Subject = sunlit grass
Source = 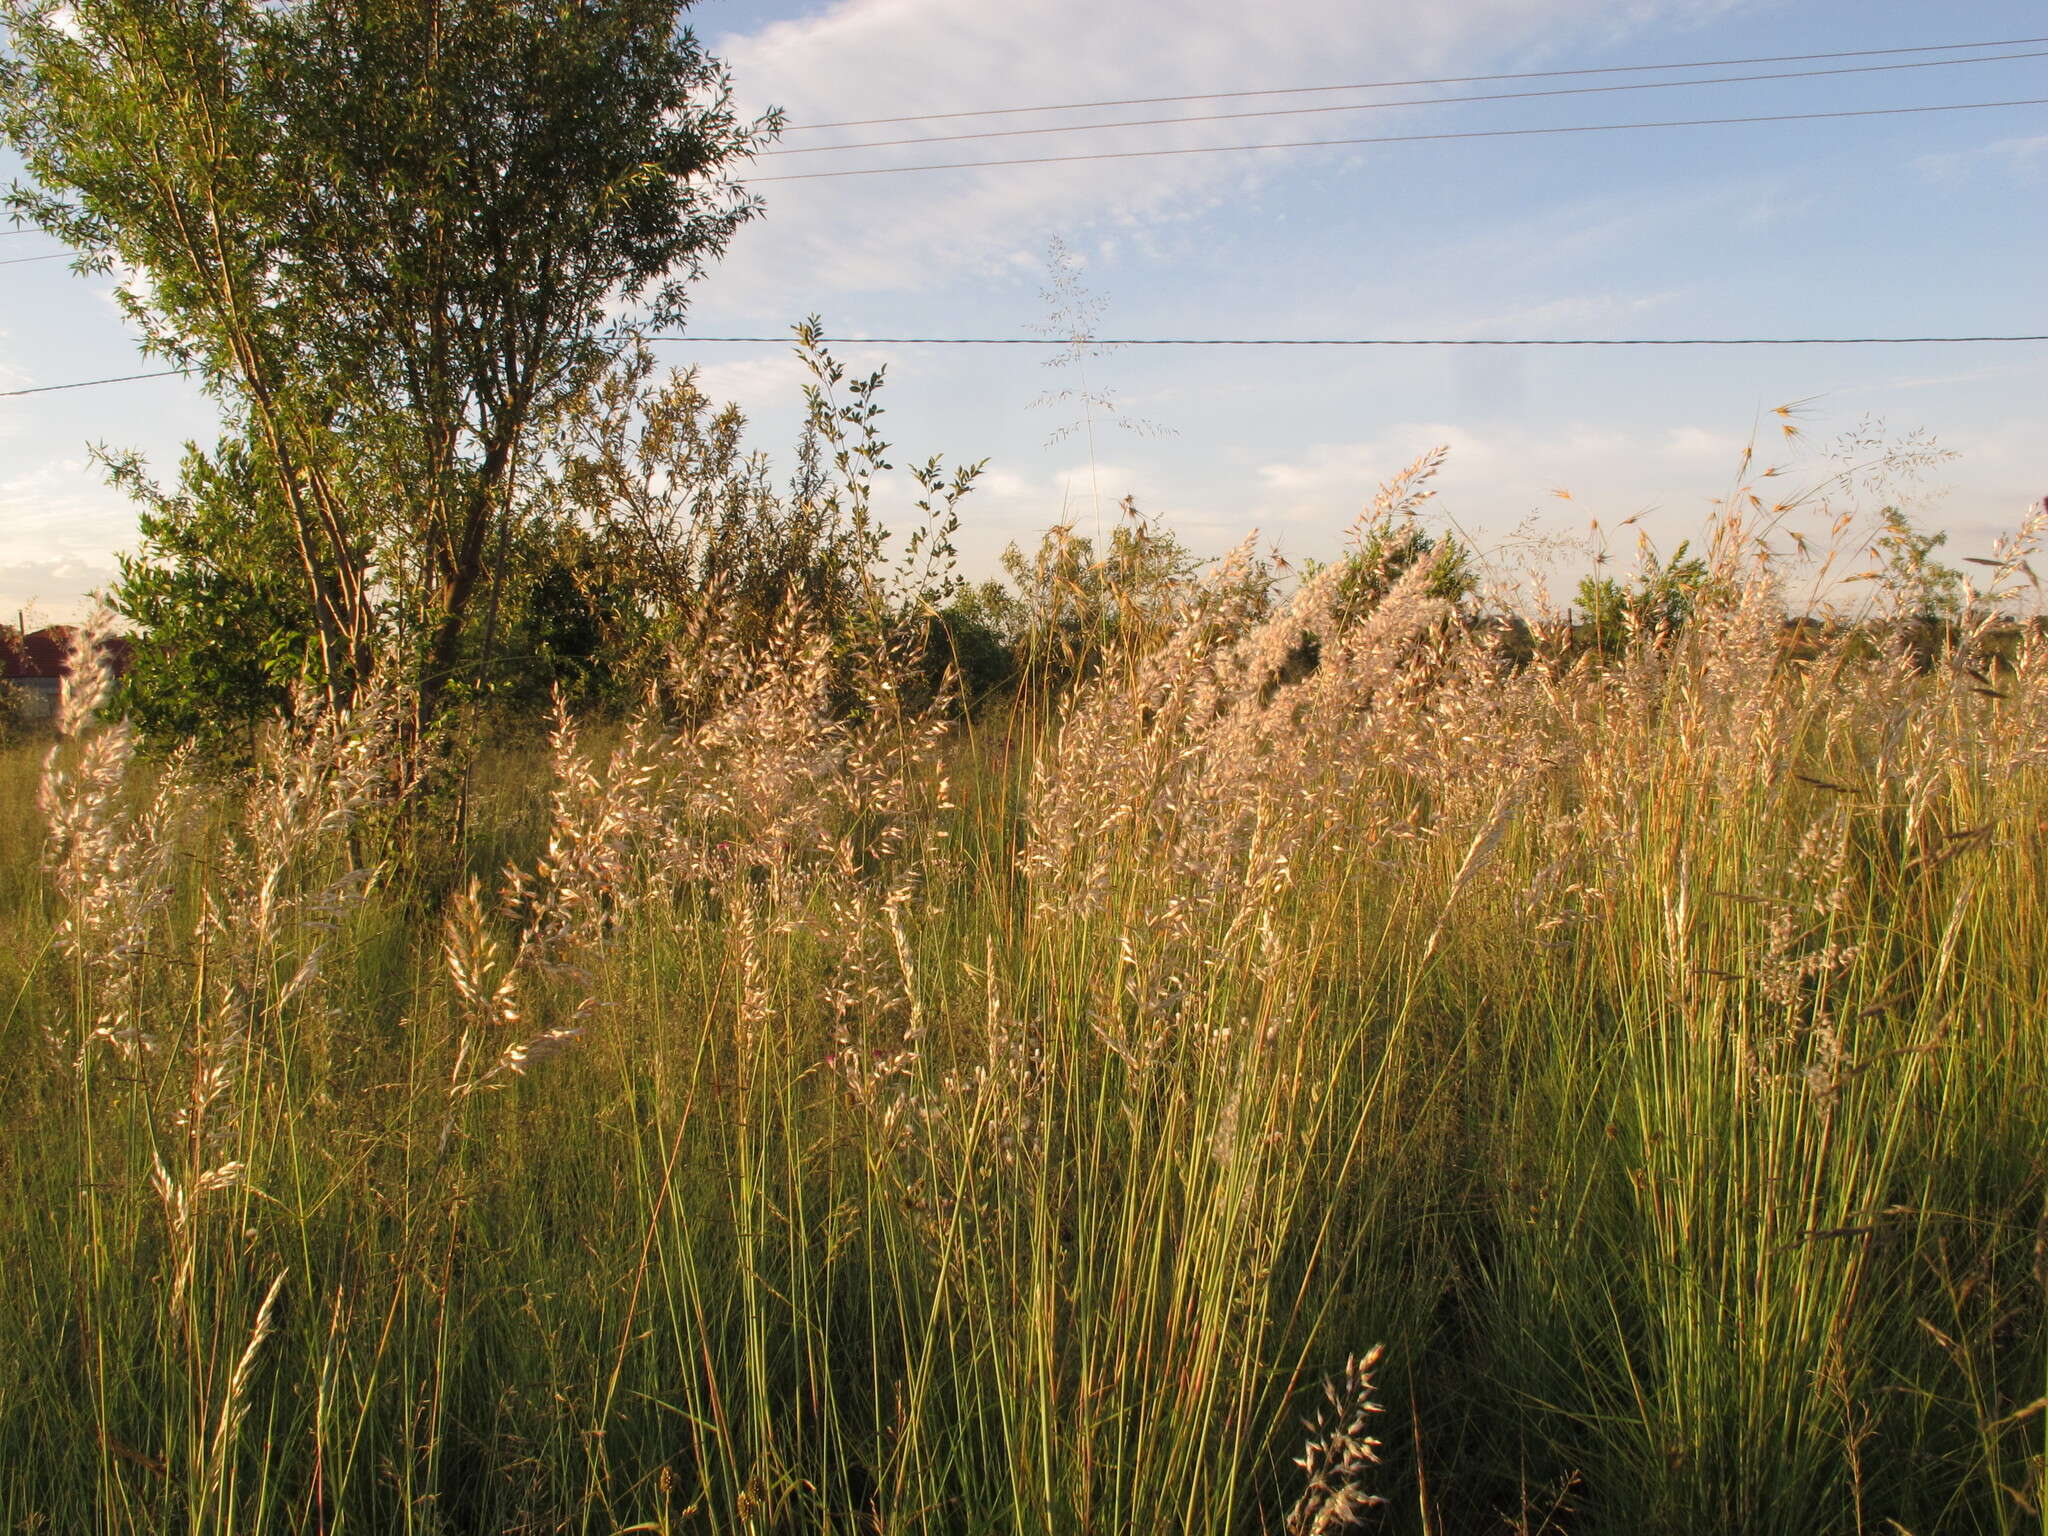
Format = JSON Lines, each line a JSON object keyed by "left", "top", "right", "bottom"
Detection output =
{"left": 2, "top": 505, "right": 2044, "bottom": 1535}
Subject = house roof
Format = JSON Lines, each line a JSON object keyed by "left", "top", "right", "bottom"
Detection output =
{"left": 1, "top": 626, "right": 132, "bottom": 681}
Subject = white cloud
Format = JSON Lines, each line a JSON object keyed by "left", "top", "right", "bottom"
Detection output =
{"left": 1236, "top": 409, "right": 2047, "bottom": 604}
{"left": 1445, "top": 289, "right": 1691, "bottom": 337}
{"left": 1867, "top": 361, "right": 2040, "bottom": 393}
{"left": 1913, "top": 134, "right": 2048, "bottom": 184}
{"left": 699, "top": 0, "right": 1754, "bottom": 312}
{"left": 1943, "top": 418, "right": 2048, "bottom": 520}
{"left": 1253, "top": 419, "right": 1749, "bottom": 523}
{"left": 0, "top": 458, "right": 135, "bottom": 558}
{"left": 684, "top": 349, "right": 814, "bottom": 412}
{"left": 680, "top": 339, "right": 906, "bottom": 417}
{"left": 0, "top": 559, "right": 118, "bottom": 626}
{"left": 0, "top": 332, "right": 29, "bottom": 397}
{"left": 938, "top": 454, "right": 1265, "bottom": 572}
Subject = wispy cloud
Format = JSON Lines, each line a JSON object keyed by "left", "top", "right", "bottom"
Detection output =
{"left": 1913, "top": 134, "right": 2048, "bottom": 184}
{"left": 0, "top": 325, "right": 35, "bottom": 399}
{"left": 1254, "top": 419, "right": 1750, "bottom": 517}
{"left": 697, "top": 0, "right": 1750, "bottom": 315}
{"left": 0, "top": 558, "right": 118, "bottom": 625}
{"left": 0, "top": 458, "right": 135, "bottom": 561}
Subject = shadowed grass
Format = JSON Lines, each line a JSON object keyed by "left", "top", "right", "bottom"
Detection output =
{"left": 1, "top": 499, "right": 2045, "bottom": 1534}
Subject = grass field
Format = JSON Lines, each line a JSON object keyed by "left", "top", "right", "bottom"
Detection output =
{"left": 3, "top": 511, "right": 2045, "bottom": 1534}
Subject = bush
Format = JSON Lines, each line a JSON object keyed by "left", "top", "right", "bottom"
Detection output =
{"left": 104, "top": 437, "right": 314, "bottom": 760}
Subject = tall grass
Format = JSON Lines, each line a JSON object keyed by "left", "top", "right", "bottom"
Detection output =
{"left": 1, "top": 474, "right": 2044, "bottom": 1534}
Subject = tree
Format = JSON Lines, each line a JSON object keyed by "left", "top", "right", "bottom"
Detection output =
{"left": 1574, "top": 540, "right": 1715, "bottom": 656}
{"left": 988, "top": 498, "right": 1206, "bottom": 688}
{"left": 3, "top": 0, "right": 776, "bottom": 734}
{"left": 1869, "top": 506, "right": 1966, "bottom": 623}
{"left": 1333, "top": 516, "right": 1477, "bottom": 621}
{"left": 519, "top": 323, "right": 982, "bottom": 717}
{"left": 104, "top": 436, "right": 313, "bottom": 756}
{"left": 530, "top": 338, "right": 870, "bottom": 683}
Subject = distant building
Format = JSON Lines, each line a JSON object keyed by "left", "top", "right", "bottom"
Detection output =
{"left": 1, "top": 624, "right": 131, "bottom": 721}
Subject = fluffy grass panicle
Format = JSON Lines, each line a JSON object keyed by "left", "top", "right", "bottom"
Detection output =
{"left": 1, "top": 479, "right": 2044, "bottom": 1535}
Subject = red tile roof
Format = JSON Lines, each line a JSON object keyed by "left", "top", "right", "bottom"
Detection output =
{"left": 1, "top": 626, "right": 131, "bottom": 681}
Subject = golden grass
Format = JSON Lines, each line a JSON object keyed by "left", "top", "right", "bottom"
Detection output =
{"left": 2, "top": 479, "right": 2045, "bottom": 1534}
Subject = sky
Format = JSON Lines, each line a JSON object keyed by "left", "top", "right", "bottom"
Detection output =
{"left": 2, "top": 0, "right": 2045, "bottom": 624}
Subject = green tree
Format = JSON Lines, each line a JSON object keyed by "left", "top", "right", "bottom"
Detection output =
{"left": 991, "top": 499, "right": 1207, "bottom": 687}
{"left": 1574, "top": 574, "right": 1631, "bottom": 657}
{"left": 523, "top": 324, "right": 983, "bottom": 713}
{"left": 1575, "top": 540, "right": 1715, "bottom": 656}
{"left": 1334, "top": 516, "right": 1477, "bottom": 620}
{"left": 0, "top": 625, "right": 25, "bottom": 743}
{"left": 104, "top": 437, "right": 314, "bottom": 756}
{"left": 3, "top": 0, "right": 775, "bottom": 732}
{"left": 531, "top": 339, "right": 871, "bottom": 682}
{"left": 1869, "top": 506, "right": 1966, "bottom": 622}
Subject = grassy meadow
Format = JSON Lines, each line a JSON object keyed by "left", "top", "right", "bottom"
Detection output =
{"left": 2, "top": 487, "right": 2046, "bottom": 1535}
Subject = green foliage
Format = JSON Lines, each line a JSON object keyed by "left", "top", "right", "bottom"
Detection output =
{"left": 6, "top": 602, "right": 2046, "bottom": 1532}
{"left": 1331, "top": 513, "right": 1478, "bottom": 620}
{"left": 792, "top": 317, "right": 983, "bottom": 630}
{"left": 926, "top": 500, "right": 1287, "bottom": 709}
{"left": 1870, "top": 505, "right": 1967, "bottom": 622}
{"left": 525, "top": 325, "right": 985, "bottom": 711}
{"left": 1575, "top": 539, "right": 1717, "bottom": 655}
{"left": 104, "top": 438, "right": 313, "bottom": 757}
{"left": 2, "top": 0, "right": 775, "bottom": 718}
{"left": 533, "top": 338, "right": 874, "bottom": 686}
{"left": 486, "top": 516, "right": 632, "bottom": 708}
{"left": 0, "top": 629, "right": 24, "bottom": 745}
{"left": 921, "top": 588, "right": 1019, "bottom": 708}
{"left": 984, "top": 499, "right": 1208, "bottom": 685}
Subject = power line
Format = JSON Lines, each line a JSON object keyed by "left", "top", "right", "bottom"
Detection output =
{"left": 654, "top": 334, "right": 2048, "bottom": 347}
{"left": 0, "top": 369, "right": 185, "bottom": 397}
{"left": 9, "top": 333, "right": 2048, "bottom": 397}
{"left": 763, "top": 48, "right": 2048, "bottom": 156}
{"left": 750, "top": 95, "right": 2048, "bottom": 181}
{"left": 0, "top": 252, "right": 70, "bottom": 267}
{"left": 781, "top": 33, "right": 2048, "bottom": 131}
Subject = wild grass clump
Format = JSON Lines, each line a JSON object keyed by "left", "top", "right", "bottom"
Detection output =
{"left": 1, "top": 461, "right": 2044, "bottom": 1535}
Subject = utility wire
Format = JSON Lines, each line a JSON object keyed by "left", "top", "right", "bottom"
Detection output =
{"left": 11, "top": 333, "right": 2048, "bottom": 397}
{"left": 643, "top": 335, "right": 2048, "bottom": 347}
{"left": 751, "top": 95, "right": 2048, "bottom": 181}
{"left": 0, "top": 369, "right": 185, "bottom": 397}
{"left": 0, "top": 252, "right": 70, "bottom": 267}
{"left": 781, "top": 33, "right": 2048, "bottom": 130}
{"left": 763, "top": 48, "right": 2048, "bottom": 156}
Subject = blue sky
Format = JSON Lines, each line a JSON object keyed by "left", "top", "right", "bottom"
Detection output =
{"left": 3, "top": 0, "right": 2045, "bottom": 622}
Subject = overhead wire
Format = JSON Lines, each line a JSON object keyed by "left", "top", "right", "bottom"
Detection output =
{"left": 639, "top": 335, "right": 2048, "bottom": 347}
{"left": 761, "top": 47, "right": 2048, "bottom": 156}
{"left": 0, "top": 368, "right": 186, "bottom": 397}
{"left": 750, "top": 95, "right": 2048, "bottom": 180}
{"left": 780, "top": 33, "right": 2048, "bottom": 130}
{"left": 5, "top": 32, "right": 2044, "bottom": 396}
{"left": 10, "top": 333, "right": 2048, "bottom": 396}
